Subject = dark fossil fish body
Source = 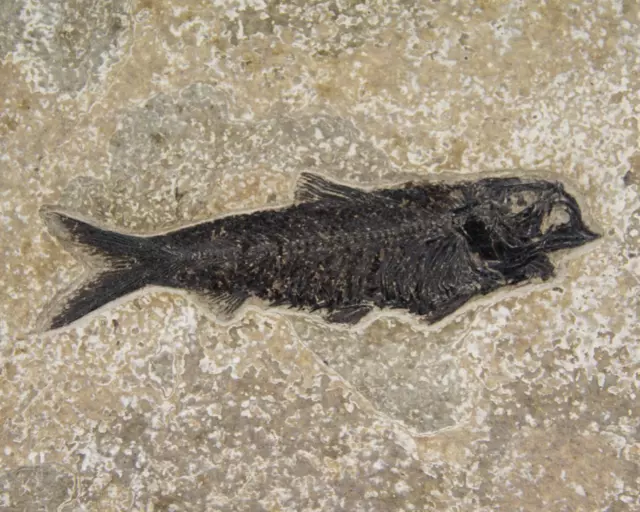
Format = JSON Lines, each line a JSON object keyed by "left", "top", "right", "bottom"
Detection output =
{"left": 39, "top": 173, "right": 599, "bottom": 331}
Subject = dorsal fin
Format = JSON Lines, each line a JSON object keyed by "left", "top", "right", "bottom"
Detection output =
{"left": 295, "top": 172, "right": 373, "bottom": 204}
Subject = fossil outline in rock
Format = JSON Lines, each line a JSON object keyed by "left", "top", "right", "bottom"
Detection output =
{"left": 38, "top": 172, "right": 599, "bottom": 332}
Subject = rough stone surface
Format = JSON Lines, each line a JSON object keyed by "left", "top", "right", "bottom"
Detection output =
{"left": 1, "top": 0, "right": 638, "bottom": 510}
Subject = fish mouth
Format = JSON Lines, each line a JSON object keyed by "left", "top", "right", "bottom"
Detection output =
{"left": 576, "top": 226, "right": 601, "bottom": 243}
{"left": 543, "top": 225, "right": 601, "bottom": 251}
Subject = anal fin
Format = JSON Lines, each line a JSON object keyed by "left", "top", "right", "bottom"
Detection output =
{"left": 190, "top": 290, "right": 249, "bottom": 322}
{"left": 325, "top": 305, "right": 372, "bottom": 325}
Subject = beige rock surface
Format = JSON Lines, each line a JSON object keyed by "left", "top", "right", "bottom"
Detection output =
{"left": 1, "top": 0, "right": 638, "bottom": 510}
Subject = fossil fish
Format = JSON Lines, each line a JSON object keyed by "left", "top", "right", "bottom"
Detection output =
{"left": 38, "top": 172, "right": 599, "bottom": 331}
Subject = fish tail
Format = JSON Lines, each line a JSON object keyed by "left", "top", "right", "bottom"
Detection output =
{"left": 38, "top": 208, "right": 168, "bottom": 331}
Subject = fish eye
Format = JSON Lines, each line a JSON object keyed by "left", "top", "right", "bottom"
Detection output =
{"left": 541, "top": 204, "right": 572, "bottom": 233}
{"left": 507, "top": 190, "right": 538, "bottom": 213}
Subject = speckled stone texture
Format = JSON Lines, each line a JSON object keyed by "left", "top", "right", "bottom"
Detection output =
{"left": 0, "top": 0, "right": 638, "bottom": 510}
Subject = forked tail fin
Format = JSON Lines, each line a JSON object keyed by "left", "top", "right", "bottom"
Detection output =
{"left": 38, "top": 209, "right": 168, "bottom": 331}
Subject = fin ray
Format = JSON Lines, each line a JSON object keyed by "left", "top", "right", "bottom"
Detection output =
{"left": 189, "top": 290, "right": 249, "bottom": 321}
{"left": 295, "top": 172, "right": 375, "bottom": 204}
{"left": 41, "top": 268, "right": 148, "bottom": 331}
{"left": 38, "top": 208, "right": 165, "bottom": 331}
{"left": 325, "top": 305, "right": 372, "bottom": 324}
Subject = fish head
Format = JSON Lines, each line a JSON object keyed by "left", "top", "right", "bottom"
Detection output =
{"left": 467, "top": 178, "right": 600, "bottom": 253}
{"left": 537, "top": 187, "right": 601, "bottom": 251}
